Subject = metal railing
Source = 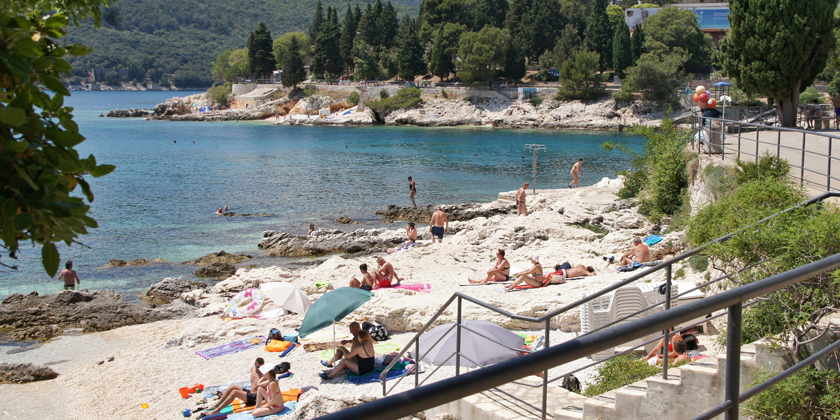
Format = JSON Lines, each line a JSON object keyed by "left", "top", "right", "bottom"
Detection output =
{"left": 361, "top": 191, "right": 840, "bottom": 420}
{"left": 321, "top": 252, "right": 840, "bottom": 420}
{"left": 690, "top": 114, "right": 840, "bottom": 192}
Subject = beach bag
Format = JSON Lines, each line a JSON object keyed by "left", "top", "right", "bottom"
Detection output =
{"left": 681, "top": 333, "right": 699, "bottom": 351}
{"left": 265, "top": 328, "right": 283, "bottom": 345}
{"left": 265, "top": 340, "right": 292, "bottom": 352}
{"left": 362, "top": 322, "right": 391, "bottom": 341}
{"left": 560, "top": 374, "right": 581, "bottom": 393}
{"left": 272, "top": 362, "right": 291, "bottom": 375}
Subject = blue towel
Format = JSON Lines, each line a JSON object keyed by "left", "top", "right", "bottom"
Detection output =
{"left": 644, "top": 235, "right": 663, "bottom": 246}
{"left": 225, "top": 402, "right": 296, "bottom": 420}
{"left": 346, "top": 368, "right": 408, "bottom": 384}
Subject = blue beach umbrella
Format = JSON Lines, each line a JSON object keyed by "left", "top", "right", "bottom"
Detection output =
{"left": 298, "top": 287, "right": 373, "bottom": 339}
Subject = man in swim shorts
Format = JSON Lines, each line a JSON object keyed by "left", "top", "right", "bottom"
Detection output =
{"left": 429, "top": 207, "right": 449, "bottom": 243}
{"left": 58, "top": 261, "right": 80, "bottom": 290}
{"left": 516, "top": 182, "right": 529, "bottom": 216}
{"left": 349, "top": 264, "right": 375, "bottom": 289}
{"left": 375, "top": 257, "right": 403, "bottom": 287}
{"left": 620, "top": 237, "right": 651, "bottom": 266}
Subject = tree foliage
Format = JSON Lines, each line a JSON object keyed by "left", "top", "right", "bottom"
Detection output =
{"left": 630, "top": 22, "right": 644, "bottom": 64}
{"left": 720, "top": 0, "right": 839, "bottom": 127}
{"left": 397, "top": 16, "right": 427, "bottom": 81}
{"left": 583, "top": 0, "right": 613, "bottom": 72}
{"left": 641, "top": 7, "right": 712, "bottom": 73}
{"left": 612, "top": 20, "right": 632, "bottom": 78}
{"left": 1, "top": 3, "right": 115, "bottom": 275}
{"left": 503, "top": 38, "right": 526, "bottom": 83}
{"left": 366, "top": 87, "right": 421, "bottom": 114}
{"left": 273, "top": 32, "right": 308, "bottom": 72}
{"left": 340, "top": 5, "right": 357, "bottom": 70}
{"left": 456, "top": 26, "right": 510, "bottom": 84}
{"left": 556, "top": 48, "right": 606, "bottom": 100}
{"left": 621, "top": 52, "right": 688, "bottom": 105}
{"left": 281, "top": 35, "right": 306, "bottom": 87}
{"left": 428, "top": 23, "right": 465, "bottom": 80}
{"left": 312, "top": 7, "right": 343, "bottom": 77}
{"left": 206, "top": 82, "right": 232, "bottom": 107}
{"left": 506, "top": 0, "right": 565, "bottom": 61}
{"left": 247, "top": 22, "right": 277, "bottom": 79}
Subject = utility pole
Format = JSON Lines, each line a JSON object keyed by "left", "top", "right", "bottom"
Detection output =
{"left": 523, "top": 144, "right": 546, "bottom": 193}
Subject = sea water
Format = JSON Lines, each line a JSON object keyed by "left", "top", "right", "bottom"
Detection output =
{"left": 0, "top": 91, "right": 644, "bottom": 299}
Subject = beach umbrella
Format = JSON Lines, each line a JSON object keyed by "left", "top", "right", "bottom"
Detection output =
{"left": 260, "top": 282, "right": 312, "bottom": 315}
{"left": 298, "top": 287, "right": 373, "bottom": 339}
{"left": 410, "top": 320, "right": 524, "bottom": 368}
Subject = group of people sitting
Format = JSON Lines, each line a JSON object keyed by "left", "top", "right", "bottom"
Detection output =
{"left": 319, "top": 322, "right": 375, "bottom": 379}
{"left": 467, "top": 249, "right": 596, "bottom": 290}
{"left": 644, "top": 328, "right": 697, "bottom": 366}
{"left": 349, "top": 257, "right": 403, "bottom": 290}
{"left": 202, "top": 357, "right": 287, "bottom": 418}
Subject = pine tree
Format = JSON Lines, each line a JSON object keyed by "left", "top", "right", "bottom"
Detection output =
{"left": 380, "top": 1, "right": 400, "bottom": 50}
{"left": 583, "top": 0, "right": 613, "bottom": 72}
{"left": 474, "top": 0, "right": 508, "bottom": 29}
{"left": 630, "top": 23, "right": 644, "bottom": 64}
{"left": 357, "top": 4, "right": 376, "bottom": 48}
{"left": 503, "top": 38, "right": 526, "bottom": 83}
{"left": 427, "top": 23, "right": 465, "bottom": 80}
{"left": 720, "top": 0, "right": 838, "bottom": 127}
{"left": 397, "top": 16, "right": 427, "bottom": 81}
{"left": 353, "top": 3, "right": 362, "bottom": 27}
{"left": 612, "top": 21, "right": 632, "bottom": 78}
{"left": 371, "top": 0, "right": 384, "bottom": 48}
{"left": 247, "top": 23, "right": 276, "bottom": 79}
{"left": 341, "top": 4, "right": 357, "bottom": 71}
{"left": 282, "top": 36, "right": 306, "bottom": 88}
{"left": 309, "top": 0, "right": 325, "bottom": 42}
{"left": 312, "top": 7, "right": 343, "bottom": 77}
{"left": 506, "top": 0, "right": 563, "bottom": 61}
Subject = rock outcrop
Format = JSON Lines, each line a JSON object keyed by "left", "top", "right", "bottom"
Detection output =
{"left": 105, "top": 258, "right": 165, "bottom": 268}
{"left": 334, "top": 216, "right": 358, "bottom": 224}
{"left": 293, "top": 391, "right": 379, "bottom": 420}
{"left": 258, "top": 228, "right": 405, "bottom": 257}
{"left": 193, "top": 262, "right": 237, "bottom": 278}
{"left": 184, "top": 250, "right": 252, "bottom": 265}
{"left": 0, "top": 363, "right": 59, "bottom": 384}
{"left": 0, "top": 290, "right": 193, "bottom": 340}
{"left": 106, "top": 108, "right": 149, "bottom": 118}
{"left": 140, "top": 277, "right": 208, "bottom": 305}
{"left": 375, "top": 201, "right": 515, "bottom": 223}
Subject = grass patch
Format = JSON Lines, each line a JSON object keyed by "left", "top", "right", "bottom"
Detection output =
{"left": 674, "top": 267, "right": 686, "bottom": 279}
{"left": 568, "top": 222, "right": 607, "bottom": 236}
{"left": 584, "top": 354, "right": 660, "bottom": 397}
{"left": 366, "top": 88, "right": 421, "bottom": 114}
{"left": 538, "top": 235, "right": 549, "bottom": 241}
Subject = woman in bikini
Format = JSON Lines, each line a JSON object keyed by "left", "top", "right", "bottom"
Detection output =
{"left": 319, "top": 330, "right": 376, "bottom": 379}
{"left": 469, "top": 249, "right": 511, "bottom": 284}
{"left": 505, "top": 255, "right": 544, "bottom": 291}
{"left": 253, "top": 370, "right": 285, "bottom": 417}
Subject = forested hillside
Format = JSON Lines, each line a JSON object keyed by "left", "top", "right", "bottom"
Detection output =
{"left": 64, "top": 0, "right": 420, "bottom": 86}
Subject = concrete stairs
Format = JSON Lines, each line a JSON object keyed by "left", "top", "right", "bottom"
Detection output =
{"left": 554, "top": 344, "right": 759, "bottom": 420}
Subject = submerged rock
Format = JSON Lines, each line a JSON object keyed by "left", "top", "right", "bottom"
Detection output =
{"left": 106, "top": 108, "right": 149, "bottom": 118}
{"left": 334, "top": 215, "right": 359, "bottom": 224}
{"left": 193, "top": 262, "right": 237, "bottom": 278}
{"left": 184, "top": 250, "right": 252, "bottom": 265}
{"left": 0, "top": 363, "right": 59, "bottom": 384}
{"left": 105, "top": 258, "right": 165, "bottom": 268}
{"left": 0, "top": 290, "right": 192, "bottom": 340}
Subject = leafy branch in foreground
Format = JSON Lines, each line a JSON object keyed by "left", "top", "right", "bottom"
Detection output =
{"left": 1, "top": 4, "right": 114, "bottom": 276}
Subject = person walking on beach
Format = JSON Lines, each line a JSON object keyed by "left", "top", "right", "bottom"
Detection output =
{"left": 568, "top": 159, "right": 584, "bottom": 188}
{"left": 408, "top": 176, "right": 417, "bottom": 207}
{"left": 58, "top": 261, "right": 80, "bottom": 291}
{"left": 516, "top": 183, "right": 529, "bottom": 216}
{"left": 429, "top": 207, "right": 449, "bottom": 243}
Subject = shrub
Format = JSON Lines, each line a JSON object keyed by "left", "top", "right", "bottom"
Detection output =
{"left": 440, "top": 88, "right": 448, "bottom": 98}
{"left": 745, "top": 368, "right": 840, "bottom": 420}
{"left": 612, "top": 89, "right": 635, "bottom": 102}
{"left": 530, "top": 95, "right": 543, "bottom": 107}
{"left": 206, "top": 82, "right": 232, "bottom": 108}
{"left": 347, "top": 91, "right": 360, "bottom": 105}
{"left": 798, "top": 87, "right": 823, "bottom": 105}
{"left": 379, "top": 89, "right": 390, "bottom": 99}
{"left": 366, "top": 87, "right": 422, "bottom": 114}
{"left": 556, "top": 48, "right": 607, "bottom": 100}
{"left": 703, "top": 164, "right": 739, "bottom": 201}
{"left": 583, "top": 354, "right": 659, "bottom": 397}
{"left": 303, "top": 86, "right": 316, "bottom": 97}
{"left": 621, "top": 52, "right": 689, "bottom": 105}
{"left": 674, "top": 267, "right": 686, "bottom": 279}
{"left": 734, "top": 153, "right": 790, "bottom": 184}
{"left": 688, "top": 255, "right": 709, "bottom": 272}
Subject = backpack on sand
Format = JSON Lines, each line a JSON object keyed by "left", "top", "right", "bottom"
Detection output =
{"left": 265, "top": 328, "right": 283, "bottom": 345}
{"left": 561, "top": 374, "right": 581, "bottom": 393}
{"left": 362, "top": 321, "right": 391, "bottom": 341}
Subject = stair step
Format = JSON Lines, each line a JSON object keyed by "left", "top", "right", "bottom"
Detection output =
{"left": 626, "top": 384, "right": 647, "bottom": 391}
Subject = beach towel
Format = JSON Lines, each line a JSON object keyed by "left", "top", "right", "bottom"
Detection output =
{"left": 392, "top": 242, "right": 418, "bottom": 253}
{"left": 224, "top": 402, "right": 297, "bottom": 420}
{"left": 495, "top": 277, "right": 584, "bottom": 292}
{"left": 344, "top": 361, "right": 411, "bottom": 384}
{"left": 644, "top": 235, "right": 663, "bottom": 246}
{"left": 196, "top": 336, "right": 266, "bottom": 360}
{"left": 319, "top": 342, "right": 401, "bottom": 361}
{"left": 379, "top": 283, "right": 432, "bottom": 293}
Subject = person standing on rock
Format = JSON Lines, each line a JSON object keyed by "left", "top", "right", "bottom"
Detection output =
{"left": 308, "top": 224, "right": 315, "bottom": 236}
{"left": 58, "top": 261, "right": 80, "bottom": 291}
{"left": 516, "top": 183, "right": 529, "bottom": 216}
{"left": 568, "top": 159, "right": 584, "bottom": 188}
{"left": 408, "top": 176, "right": 417, "bottom": 207}
{"left": 429, "top": 207, "right": 449, "bottom": 243}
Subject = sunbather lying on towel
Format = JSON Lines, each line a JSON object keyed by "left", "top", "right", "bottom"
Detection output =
{"left": 548, "top": 264, "right": 596, "bottom": 282}
{"left": 205, "top": 358, "right": 266, "bottom": 415}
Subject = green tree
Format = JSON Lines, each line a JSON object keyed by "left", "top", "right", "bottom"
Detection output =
{"left": 1, "top": 3, "right": 115, "bottom": 275}
{"left": 556, "top": 48, "right": 606, "bottom": 100}
{"left": 273, "top": 32, "right": 308, "bottom": 71}
{"left": 370, "top": 0, "right": 384, "bottom": 48}
{"left": 340, "top": 5, "right": 357, "bottom": 71}
{"left": 248, "top": 22, "right": 276, "bottom": 79}
{"left": 503, "top": 38, "right": 526, "bottom": 83}
{"left": 227, "top": 48, "right": 250, "bottom": 80}
{"left": 613, "top": 20, "right": 632, "bottom": 78}
{"left": 720, "top": 0, "right": 838, "bottom": 128}
{"left": 357, "top": 4, "right": 376, "bottom": 48}
{"left": 309, "top": 0, "right": 325, "bottom": 42}
{"left": 473, "top": 0, "right": 508, "bottom": 29}
{"left": 428, "top": 23, "right": 466, "bottom": 80}
{"left": 206, "top": 82, "right": 232, "bottom": 107}
{"left": 539, "top": 23, "right": 581, "bottom": 71}
{"left": 281, "top": 35, "right": 306, "bottom": 88}
{"left": 397, "top": 16, "right": 427, "bottom": 81}
{"left": 352, "top": 38, "right": 382, "bottom": 80}
{"left": 506, "top": 0, "right": 564, "bottom": 61}
{"left": 379, "top": 1, "right": 400, "bottom": 50}
{"left": 621, "top": 52, "right": 687, "bottom": 105}
{"left": 418, "top": 0, "right": 472, "bottom": 43}
{"left": 456, "top": 26, "right": 511, "bottom": 84}
{"left": 642, "top": 7, "right": 712, "bottom": 73}
{"left": 311, "top": 7, "right": 342, "bottom": 77}
{"left": 630, "top": 22, "right": 644, "bottom": 64}
{"left": 583, "top": 0, "right": 613, "bottom": 71}
{"left": 606, "top": 4, "right": 624, "bottom": 27}
{"left": 212, "top": 49, "right": 233, "bottom": 82}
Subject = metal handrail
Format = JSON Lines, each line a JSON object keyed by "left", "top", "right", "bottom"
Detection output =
{"left": 380, "top": 191, "right": 839, "bottom": 399}
{"left": 322, "top": 252, "right": 840, "bottom": 420}
{"left": 689, "top": 114, "right": 840, "bottom": 191}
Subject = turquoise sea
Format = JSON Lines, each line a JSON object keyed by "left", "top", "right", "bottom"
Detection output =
{"left": 0, "top": 91, "right": 645, "bottom": 299}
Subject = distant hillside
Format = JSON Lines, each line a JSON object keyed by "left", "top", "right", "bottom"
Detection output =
{"left": 65, "top": 0, "right": 420, "bottom": 86}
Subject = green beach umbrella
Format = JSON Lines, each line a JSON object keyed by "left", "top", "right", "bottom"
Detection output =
{"left": 298, "top": 287, "right": 374, "bottom": 339}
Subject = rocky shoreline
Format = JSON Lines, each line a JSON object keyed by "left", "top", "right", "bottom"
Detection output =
{"left": 106, "top": 87, "right": 690, "bottom": 130}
